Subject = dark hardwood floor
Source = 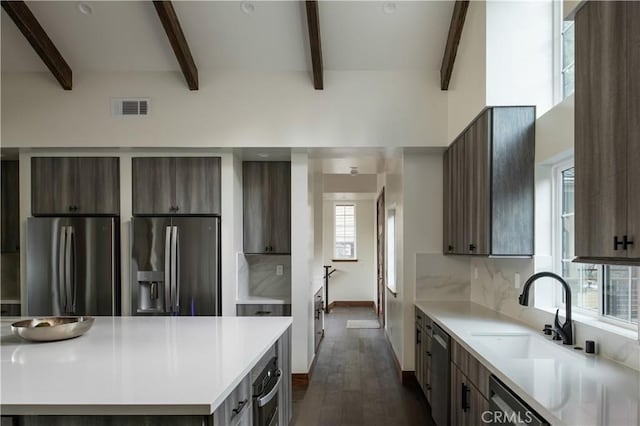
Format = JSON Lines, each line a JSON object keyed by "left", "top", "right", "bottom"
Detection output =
{"left": 291, "top": 306, "right": 433, "bottom": 426}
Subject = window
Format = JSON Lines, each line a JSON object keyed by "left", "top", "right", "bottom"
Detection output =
{"left": 557, "top": 165, "right": 599, "bottom": 312}
{"left": 561, "top": 20, "right": 575, "bottom": 99}
{"left": 554, "top": 162, "right": 638, "bottom": 327}
{"left": 334, "top": 204, "right": 356, "bottom": 259}
{"left": 386, "top": 208, "right": 397, "bottom": 295}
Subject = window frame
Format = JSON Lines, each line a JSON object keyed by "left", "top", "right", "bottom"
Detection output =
{"left": 386, "top": 207, "right": 397, "bottom": 296}
{"left": 552, "top": 159, "right": 599, "bottom": 318}
{"left": 333, "top": 202, "right": 357, "bottom": 261}
{"left": 560, "top": 19, "right": 575, "bottom": 99}
{"left": 552, "top": 159, "right": 637, "bottom": 330}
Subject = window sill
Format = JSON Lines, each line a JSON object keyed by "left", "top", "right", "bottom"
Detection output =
{"left": 534, "top": 306, "right": 638, "bottom": 341}
{"left": 332, "top": 259, "right": 358, "bottom": 262}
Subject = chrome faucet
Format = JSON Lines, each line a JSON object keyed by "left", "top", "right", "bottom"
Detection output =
{"left": 518, "top": 272, "right": 573, "bottom": 345}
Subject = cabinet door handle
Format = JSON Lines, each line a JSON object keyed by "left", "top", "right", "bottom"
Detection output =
{"left": 416, "top": 328, "right": 421, "bottom": 344}
{"left": 469, "top": 244, "right": 476, "bottom": 251}
{"left": 461, "top": 383, "right": 470, "bottom": 412}
{"left": 426, "top": 351, "right": 431, "bottom": 357}
{"left": 614, "top": 236, "right": 624, "bottom": 251}
{"left": 448, "top": 245, "right": 454, "bottom": 252}
{"left": 231, "top": 398, "right": 248, "bottom": 419}
{"left": 623, "top": 235, "right": 634, "bottom": 250}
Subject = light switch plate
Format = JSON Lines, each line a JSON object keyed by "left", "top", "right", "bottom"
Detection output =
{"left": 276, "top": 265, "right": 284, "bottom": 276}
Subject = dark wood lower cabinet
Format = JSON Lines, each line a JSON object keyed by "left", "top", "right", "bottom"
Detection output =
{"left": 417, "top": 308, "right": 492, "bottom": 426}
{"left": 451, "top": 363, "right": 490, "bottom": 426}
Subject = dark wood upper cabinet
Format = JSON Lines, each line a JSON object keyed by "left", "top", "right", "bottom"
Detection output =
{"left": 31, "top": 157, "right": 120, "bottom": 216}
{"left": 574, "top": 1, "right": 639, "bottom": 263}
{"left": 443, "top": 106, "right": 535, "bottom": 257}
{"left": 174, "top": 157, "right": 221, "bottom": 215}
{"left": 465, "top": 110, "right": 491, "bottom": 256}
{"left": 132, "top": 157, "right": 174, "bottom": 215}
{"left": 243, "top": 161, "right": 291, "bottom": 254}
{"left": 1, "top": 161, "right": 20, "bottom": 252}
{"left": 132, "top": 157, "right": 220, "bottom": 216}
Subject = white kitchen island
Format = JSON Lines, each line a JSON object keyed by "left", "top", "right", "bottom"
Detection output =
{"left": 0, "top": 316, "right": 292, "bottom": 425}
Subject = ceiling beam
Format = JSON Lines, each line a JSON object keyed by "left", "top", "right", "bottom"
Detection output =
{"left": 1, "top": 1, "right": 72, "bottom": 90}
{"left": 153, "top": 1, "right": 198, "bottom": 90}
{"left": 440, "top": 1, "right": 470, "bottom": 91}
{"left": 305, "top": 0, "right": 323, "bottom": 90}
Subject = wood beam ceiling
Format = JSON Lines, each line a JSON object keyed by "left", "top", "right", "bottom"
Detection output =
{"left": 1, "top": 1, "right": 72, "bottom": 90}
{"left": 440, "top": 1, "right": 470, "bottom": 91}
{"left": 153, "top": 1, "right": 199, "bottom": 90}
{"left": 305, "top": 0, "right": 323, "bottom": 90}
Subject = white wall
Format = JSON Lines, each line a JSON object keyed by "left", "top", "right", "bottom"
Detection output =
{"left": 536, "top": 94, "right": 574, "bottom": 162}
{"left": 322, "top": 198, "right": 375, "bottom": 304}
{"left": 447, "top": 0, "right": 555, "bottom": 142}
{"left": 377, "top": 153, "right": 404, "bottom": 365}
{"left": 485, "top": 0, "right": 554, "bottom": 116}
{"left": 1, "top": 70, "right": 447, "bottom": 148}
{"left": 290, "top": 152, "right": 313, "bottom": 374}
{"left": 401, "top": 153, "right": 444, "bottom": 369}
{"left": 446, "top": 0, "right": 486, "bottom": 142}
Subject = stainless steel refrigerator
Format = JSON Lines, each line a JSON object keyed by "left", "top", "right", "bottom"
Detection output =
{"left": 131, "top": 217, "right": 220, "bottom": 316}
{"left": 26, "top": 217, "right": 119, "bottom": 316}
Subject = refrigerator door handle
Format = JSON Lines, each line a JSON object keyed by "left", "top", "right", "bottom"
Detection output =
{"left": 171, "top": 226, "right": 179, "bottom": 314}
{"left": 68, "top": 226, "right": 76, "bottom": 313}
{"left": 164, "top": 226, "right": 172, "bottom": 313}
{"left": 58, "top": 226, "right": 68, "bottom": 313}
{"left": 64, "top": 226, "right": 74, "bottom": 314}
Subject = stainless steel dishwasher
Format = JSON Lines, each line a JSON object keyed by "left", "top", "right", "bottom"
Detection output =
{"left": 488, "top": 376, "right": 548, "bottom": 425}
{"left": 431, "top": 323, "right": 450, "bottom": 426}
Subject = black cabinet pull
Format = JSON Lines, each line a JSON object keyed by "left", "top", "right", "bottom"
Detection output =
{"left": 426, "top": 351, "right": 431, "bottom": 357}
{"left": 461, "top": 383, "right": 470, "bottom": 412}
{"left": 448, "top": 245, "right": 454, "bottom": 252}
{"left": 614, "top": 236, "right": 624, "bottom": 251}
{"left": 623, "top": 235, "right": 634, "bottom": 250}
{"left": 416, "top": 328, "right": 421, "bottom": 344}
{"left": 469, "top": 244, "right": 476, "bottom": 251}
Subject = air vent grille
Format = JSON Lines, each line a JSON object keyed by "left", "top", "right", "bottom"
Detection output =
{"left": 111, "top": 98, "right": 150, "bottom": 117}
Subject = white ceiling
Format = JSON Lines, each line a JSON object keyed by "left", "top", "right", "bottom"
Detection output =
{"left": 1, "top": 1, "right": 454, "bottom": 72}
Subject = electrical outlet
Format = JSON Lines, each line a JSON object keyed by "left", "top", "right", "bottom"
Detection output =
{"left": 514, "top": 273, "right": 521, "bottom": 289}
{"left": 276, "top": 265, "right": 284, "bottom": 276}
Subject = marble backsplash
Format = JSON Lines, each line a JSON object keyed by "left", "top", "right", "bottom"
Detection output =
{"left": 469, "top": 257, "right": 640, "bottom": 372}
{"left": 415, "top": 254, "right": 470, "bottom": 301}
{"left": 237, "top": 253, "right": 291, "bottom": 301}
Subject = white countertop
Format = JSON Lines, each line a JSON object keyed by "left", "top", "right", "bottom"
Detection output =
{"left": 416, "top": 301, "right": 640, "bottom": 426}
{"left": 0, "top": 316, "right": 292, "bottom": 415}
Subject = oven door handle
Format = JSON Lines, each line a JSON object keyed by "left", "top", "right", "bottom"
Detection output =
{"left": 257, "top": 370, "right": 282, "bottom": 408}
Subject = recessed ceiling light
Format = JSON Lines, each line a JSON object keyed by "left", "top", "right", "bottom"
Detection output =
{"left": 349, "top": 167, "right": 359, "bottom": 176}
{"left": 257, "top": 153, "right": 269, "bottom": 159}
{"left": 77, "top": 2, "right": 93, "bottom": 16}
{"left": 240, "top": 1, "right": 255, "bottom": 15}
{"left": 382, "top": 2, "right": 397, "bottom": 15}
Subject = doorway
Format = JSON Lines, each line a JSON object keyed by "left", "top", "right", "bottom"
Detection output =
{"left": 376, "top": 188, "right": 385, "bottom": 328}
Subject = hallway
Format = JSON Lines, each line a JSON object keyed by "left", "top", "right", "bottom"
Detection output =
{"left": 292, "top": 306, "right": 432, "bottom": 426}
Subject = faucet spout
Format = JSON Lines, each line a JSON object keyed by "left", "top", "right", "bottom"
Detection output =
{"left": 518, "top": 272, "right": 573, "bottom": 345}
